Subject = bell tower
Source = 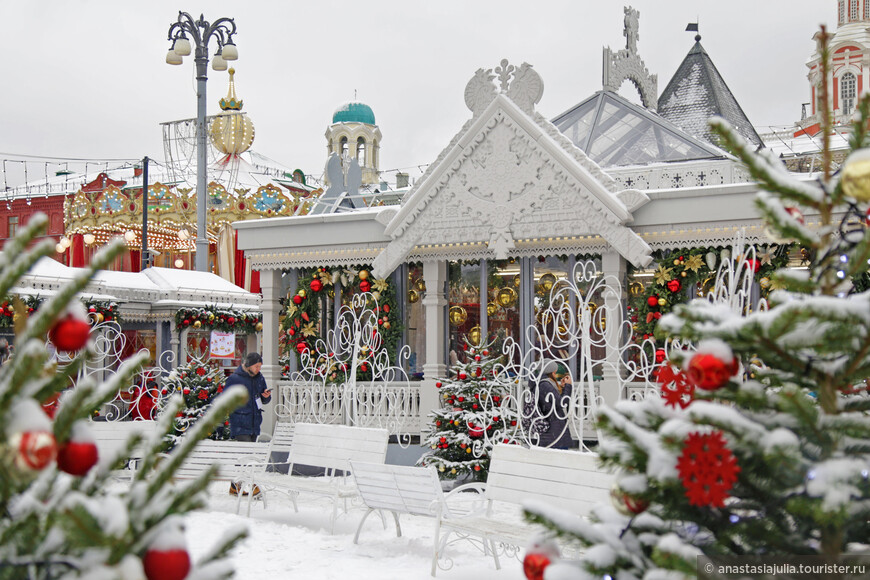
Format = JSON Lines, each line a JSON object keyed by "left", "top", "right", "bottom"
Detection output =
{"left": 325, "top": 101, "right": 382, "bottom": 185}
{"left": 798, "top": 1, "right": 870, "bottom": 135}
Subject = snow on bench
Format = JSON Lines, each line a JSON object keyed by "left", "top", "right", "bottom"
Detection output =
{"left": 436, "top": 444, "right": 612, "bottom": 575}
{"left": 240, "top": 422, "right": 389, "bottom": 533}
{"left": 89, "top": 420, "right": 159, "bottom": 480}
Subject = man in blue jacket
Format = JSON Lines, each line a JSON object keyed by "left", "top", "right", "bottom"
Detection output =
{"left": 226, "top": 352, "right": 271, "bottom": 495}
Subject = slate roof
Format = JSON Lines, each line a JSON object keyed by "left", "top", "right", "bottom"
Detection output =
{"left": 658, "top": 37, "right": 762, "bottom": 149}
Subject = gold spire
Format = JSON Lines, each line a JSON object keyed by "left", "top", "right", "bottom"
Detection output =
{"left": 219, "top": 67, "right": 243, "bottom": 111}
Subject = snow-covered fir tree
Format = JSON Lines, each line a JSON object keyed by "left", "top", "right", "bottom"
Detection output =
{"left": 418, "top": 337, "right": 514, "bottom": 481}
{"left": 161, "top": 361, "right": 229, "bottom": 450}
{"left": 0, "top": 214, "right": 248, "bottom": 579}
{"left": 525, "top": 28, "right": 870, "bottom": 578}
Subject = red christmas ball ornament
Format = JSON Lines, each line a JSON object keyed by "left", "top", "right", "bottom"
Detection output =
{"left": 143, "top": 548, "right": 191, "bottom": 580}
{"left": 10, "top": 430, "right": 57, "bottom": 472}
{"left": 458, "top": 372, "right": 467, "bottom": 380}
{"left": 482, "top": 349, "right": 489, "bottom": 356}
{"left": 666, "top": 279, "right": 682, "bottom": 293}
{"left": 182, "top": 388, "right": 190, "bottom": 395}
{"left": 687, "top": 347, "right": 738, "bottom": 391}
{"left": 292, "top": 295, "right": 303, "bottom": 305}
{"left": 227, "top": 316, "right": 235, "bottom": 325}
{"left": 610, "top": 480, "right": 649, "bottom": 516}
{"left": 360, "top": 363, "right": 368, "bottom": 372}
{"left": 49, "top": 314, "right": 91, "bottom": 351}
{"left": 653, "top": 312, "right": 662, "bottom": 320}
{"left": 296, "top": 341, "right": 308, "bottom": 354}
{"left": 383, "top": 304, "right": 390, "bottom": 313}
{"left": 468, "top": 425, "right": 484, "bottom": 438}
{"left": 473, "top": 465, "right": 481, "bottom": 472}
{"left": 647, "top": 295, "right": 659, "bottom": 307}
{"left": 88, "top": 307, "right": 96, "bottom": 313}
{"left": 654, "top": 348, "right": 666, "bottom": 364}
{"left": 785, "top": 206, "right": 805, "bottom": 225}
{"left": 435, "top": 381, "right": 442, "bottom": 388}
{"left": 746, "top": 258, "right": 761, "bottom": 273}
{"left": 310, "top": 278, "right": 323, "bottom": 292}
{"left": 522, "top": 552, "right": 552, "bottom": 580}
{"left": 57, "top": 440, "right": 99, "bottom": 476}
{"left": 360, "top": 280, "right": 372, "bottom": 293}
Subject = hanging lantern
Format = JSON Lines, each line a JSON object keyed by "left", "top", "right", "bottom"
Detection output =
{"left": 497, "top": 286, "right": 517, "bottom": 308}
{"left": 449, "top": 305, "right": 468, "bottom": 326}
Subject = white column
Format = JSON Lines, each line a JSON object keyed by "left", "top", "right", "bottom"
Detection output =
{"left": 600, "top": 251, "right": 627, "bottom": 406}
{"left": 420, "top": 260, "right": 448, "bottom": 433}
{"left": 259, "top": 268, "right": 283, "bottom": 436}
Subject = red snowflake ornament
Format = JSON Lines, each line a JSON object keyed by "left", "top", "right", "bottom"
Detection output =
{"left": 676, "top": 430, "right": 740, "bottom": 508}
{"left": 657, "top": 364, "right": 695, "bottom": 409}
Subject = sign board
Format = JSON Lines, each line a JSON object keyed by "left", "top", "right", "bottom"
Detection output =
{"left": 210, "top": 331, "right": 235, "bottom": 359}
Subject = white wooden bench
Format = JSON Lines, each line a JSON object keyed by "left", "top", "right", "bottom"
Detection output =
{"left": 89, "top": 420, "right": 160, "bottom": 479}
{"left": 240, "top": 422, "right": 389, "bottom": 532}
{"left": 432, "top": 444, "right": 613, "bottom": 575}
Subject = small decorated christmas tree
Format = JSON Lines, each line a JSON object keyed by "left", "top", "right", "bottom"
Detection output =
{"left": 418, "top": 337, "right": 514, "bottom": 481}
{"left": 0, "top": 214, "right": 248, "bottom": 579}
{"left": 160, "top": 360, "right": 229, "bottom": 450}
{"left": 524, "top": 28, "right": 870, "bottom": 578}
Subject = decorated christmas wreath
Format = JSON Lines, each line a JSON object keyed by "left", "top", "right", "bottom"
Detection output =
{"left": 174, "top": 305, "right": 262, "bottom": 334}
{"left": 628, "top": 245, "right": 791, "bottom": 345}
{"left": 281, "top": 266, "right": 402, "bottom": 381}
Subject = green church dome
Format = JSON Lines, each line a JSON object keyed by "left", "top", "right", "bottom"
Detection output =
{"left": 332, "top": 102, "right": 376, "bottom": 125}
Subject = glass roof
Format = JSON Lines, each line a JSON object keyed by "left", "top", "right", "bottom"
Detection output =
{"left": 552, "top": 91, "right": 727, "bottom": 167}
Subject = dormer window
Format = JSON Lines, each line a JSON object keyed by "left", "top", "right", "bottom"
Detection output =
{"left": 842, "top": 72, "right": 857, "bottom": 116}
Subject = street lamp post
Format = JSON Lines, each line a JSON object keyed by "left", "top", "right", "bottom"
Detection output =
{"left": 166, "top": 12, "right": 238, "bottom": 272}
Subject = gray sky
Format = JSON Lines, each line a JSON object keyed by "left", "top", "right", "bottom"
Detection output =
{"left": 1, "top": 1, "right": 832, "bottom": 184}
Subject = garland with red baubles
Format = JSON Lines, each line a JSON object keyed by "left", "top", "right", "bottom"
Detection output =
{"left": 175, "top": 305, "right": 262, "bottom": 334}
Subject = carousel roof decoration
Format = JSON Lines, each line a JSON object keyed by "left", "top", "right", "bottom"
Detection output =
{"left": 62, "top": 68, "right": 322, "bottom": 256}
{"left": 657, "top": 30, "right": 763, "bottom": 149}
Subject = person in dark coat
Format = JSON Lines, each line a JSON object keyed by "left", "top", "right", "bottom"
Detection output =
{"left": 533, "top": 360, "right": 575, "bottom": 449}
{"left": 226, "top": 352, "right": 272, "bottom": 441}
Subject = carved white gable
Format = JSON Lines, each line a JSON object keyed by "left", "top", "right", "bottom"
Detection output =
{"left": 372, "top": 59, "right": 652, "bottom": 278}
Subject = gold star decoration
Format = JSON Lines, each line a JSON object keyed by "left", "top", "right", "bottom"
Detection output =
{"left": 286, "top": 304, "right": 298, "bottom": 318}
{"left": 654, "top": 265, "right": 674, "bottom": 286}
{"left": 300, "top": 322, "right": 317, "bottom": 337}
{"left": 758, "top": 246, "right": 775, "bottom": 266}
{"left": 683, "top": 254, "right": 704, "bottom": 273}
{"left": 319, "top": 270, "right": 334, "bottom": 285}
{"left": 373, "top": 278, "right": 389, "bottom": 293}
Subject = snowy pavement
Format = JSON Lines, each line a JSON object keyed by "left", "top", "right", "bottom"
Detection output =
{"left": 185, "top": 481, "right": 527, "bottom": 580}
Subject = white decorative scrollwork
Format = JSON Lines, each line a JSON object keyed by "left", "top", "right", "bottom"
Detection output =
{"left": 464, "top": 58, "right": 543, "bottom": 117}
{"left": 279, "top": 292, "right": 415, "bottom": 446}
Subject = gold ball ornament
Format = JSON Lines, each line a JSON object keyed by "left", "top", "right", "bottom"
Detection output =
{"left": 408, "top": 289, "right": 420, "bottom": 304}
{"left": 468, "top": 325, "right": 482, "bottom": 346}
{"left": 359, "top": 270, "right": 369, "bottom": 280}
{"left": 255, "top": 322, "right": 263, "bottom": 331}
{"left": 449, "top": 306, "right": 468, "bottom": 326}
{"left": 193, "top": 320, "right": 202, "bottom": 329}
{"left": 497, "top": 287, "right": 517, "bottom": 308}
{"left": 759, "top": 277, "right": 771, "bottom": 289}
{"left": 466, "top": 447, "right": 472, "bottom": 454}
{"left": 383, "top": 321, "right": 391, "bottom": 329}
{"left": 487, "top": 302, "right": 498, "bottom": 317}
{"left": 439, "top": 465, "right": 445, "bottom": 472}
{"left": 841, "top": 150, "right": 870, "bottom": 202}
{"left": 298, "top": 289, "right": 307, "bottom": 298}
{"left": 371, "top": 291, "right": 381, "bottom": 301}
{"left": 657, "top": 298, "right": 667, "bottom": 307}
{"left": 94, "top": 312, "right": 104, "bottom": 324}
{"left": 539, "top": 273, "right": 557, "bottom": 292}
{"left": 415, "top": 279, "right": 426, "bottom": 292}
{"left": 208, "top": 313, "right": 215, "bottom": 322}
{"left": 512, "top": 274, "right": 521, "bottom": 288}
{"left": 451, "top": 468, "right": 457, "bottom": 474}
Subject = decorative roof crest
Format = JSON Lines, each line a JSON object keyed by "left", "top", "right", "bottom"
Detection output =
{"left": 219, "top": 68, "right": 243, "bottom": 111}
{"left": 464, "top": 59, "right": 544, "bottom": 117}
{"left": 602, "top": 6, "right": 658, "bottom": 111}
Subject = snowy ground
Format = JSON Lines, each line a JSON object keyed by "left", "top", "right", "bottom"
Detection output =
{"left": 185, "top": 481, "right": 527, "bottom": 580}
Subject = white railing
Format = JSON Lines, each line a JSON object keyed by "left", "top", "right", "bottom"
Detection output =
{"left": 276, "top": 380, "right": 422, "bottom": 441}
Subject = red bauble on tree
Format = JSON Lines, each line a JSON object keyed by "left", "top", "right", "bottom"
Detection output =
{"left": 296, "top": 341, "right": 308, "bottom": 354}
{"left": 310, "top": 278, "right": 323, "bottom": 292}
{"left": 666, "top": 279, "right": 682, "bottom": 293}
{"left": 49, "top": 309, "right": 91, "bottom": 351}
{"left": 143, "top": 548, "right": 191, "bottom": 580}
{"left": 686, "top": 340, "right": 739, "bottom": 390}
{"left": 57, "top": 421, "right": 99, "bottom": 476}
{"left": 677, "top": 430, "right": 740, "bottom": 508}
{"left": 523, "top": 538, "right": 558, "bottom": 580}
{"left": 647, "top": 295, "right": 659, "bottom": 308}
{"left": 359, "top": 279, "right": 372, "bottom": 293}
{"left": 746, "top": 258, "right": 761, "bottom": 273}
{"left": 10, "top": 430, "right": 57, "bottom": 472}
{"left": 292, "top": 294, "right": 303, "bottom": 305}
{"left": 610, "top": 480, "right": 649, "bottom": 516}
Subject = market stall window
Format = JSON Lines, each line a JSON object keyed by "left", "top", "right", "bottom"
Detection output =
{"left": 406, "top": 263, "right": 426, "bottom": 378}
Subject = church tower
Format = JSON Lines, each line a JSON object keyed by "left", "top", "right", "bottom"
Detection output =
{"left": 799, "top": 1, "right": 870, "bottom": 135}
{"left": 324, "top": 101, "right": 382, "bottom": 185}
